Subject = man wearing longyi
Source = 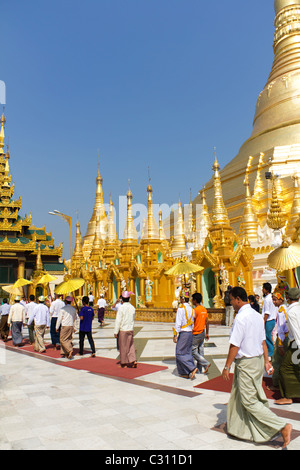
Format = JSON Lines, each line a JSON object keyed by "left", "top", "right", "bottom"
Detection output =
{"left": 222, "top": 286, "right": 292, "bottom": 449}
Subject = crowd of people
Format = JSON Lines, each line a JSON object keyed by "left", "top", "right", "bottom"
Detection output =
{"left": 1, "top": 280, "right": 299, "bottom": 448}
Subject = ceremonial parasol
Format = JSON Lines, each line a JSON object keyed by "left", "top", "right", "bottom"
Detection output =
{"left": 54, "top": 278, "right": 85, "bottom": 295}
{"left": 267, "top": 239, "right": 300, "bottom": 272}
{"left": 55, "top": 278, "right": 85, "bottom": 312}
{"left": 165, "top": 259, "right": 204, "bottom": 276}
{"left": 38, "top": 273, "right": 57, "bottom": 284}
{"left": 12, "top": 278, "right": 33, "bottom": 288}
{"left": 2, "top": 285, "right": 23, "bottom": 296}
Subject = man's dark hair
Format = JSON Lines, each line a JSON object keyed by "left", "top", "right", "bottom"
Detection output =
{"left": 229, "top": 286, "right": 248, "bottom": 302}
{"left": 263, "top": 282, "right": 272, "bottom": 294}
{"left": 82, "top": 296, "right": 89, "bottom": 305}
{"left": 248, "top": 295, "right": 256, "bottom": 303}
{"left": 3, "top": 298, "right": 7, "bottom": 304}
{"left": 29, "top": 295, "right": 35, "bottom": 302}
{"left": 192, "top": 292, "right": 202, "bottom": 304}
{"left": 121, "top": 296, "right": 130, "bottom": 302}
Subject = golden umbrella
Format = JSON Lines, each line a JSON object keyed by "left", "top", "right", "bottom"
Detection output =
{"left": 165, "top": 259, "right": 204, "bottom": 276}
{"left": 54, "top": 278, "right": 85, "bottom": 295}
{"left": 2, "top": 285, "right": 23, "bottom": 296}
{"left": 267, "top": 239, "right": 300, "bottom": 272}
{"left": 12, "top": 278, "right": 33, "bottom": 288}
{"left": 55, "top": 278, "right": 85, "bottom": 312}
{"left": 38, "top": 273, "right": 57, "bottom": 284}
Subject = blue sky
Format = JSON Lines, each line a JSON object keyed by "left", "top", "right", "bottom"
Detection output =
{"left": 2, "top": 0, "right": 275, "bottom": 259}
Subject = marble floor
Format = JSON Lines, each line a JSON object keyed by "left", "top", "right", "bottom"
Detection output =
{"left": 0, "top": 319, "right": 299, "bottom": 451}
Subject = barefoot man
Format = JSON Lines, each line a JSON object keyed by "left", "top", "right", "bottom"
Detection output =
{"left": 222, "top": 286, "right": 292, "bottom": 449}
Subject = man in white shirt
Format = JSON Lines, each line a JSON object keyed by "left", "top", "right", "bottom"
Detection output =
{"left": 49, "top": 294, "right": 65, "bottom": 349}
{"left": 222, "top": 286, "right": 292, "bottom": 448}
{"left": 275, "top": 287, "right": 300, "bottom": 405}
{"left": 114, "top": 291, "right": 136, "bottom": 368}
{"left": 7, "top": 296, "right": 26, "bottom": 346}
{"left": 97, "top": 294, "right": 107, "bottom": 327}
{"left": 262, "top": 282, "right": 278, "bottom": 360}
{"left": 25, "top": 295, "right": 37, "bottom": 344}
{"left": 88, "top": 292, "right": 94, "bottom": 306}
{"left": 28, "top": 296, "right": 50, "bottom": 353}
{"left": 56, "top": 296, "right": 78, "bottom": 359}
{"left": 0, "top": 298, "right": 10, "bottom": 341}
{"left": 173, "top": 293, "right": 197, "bottom": 380}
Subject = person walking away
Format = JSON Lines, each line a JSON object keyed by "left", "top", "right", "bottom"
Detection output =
{"left": 191, "top": 292, "right": 210, "bottom": 374}
{"left": 114, "top": 291, "right": 137, "bottom": 368}
{"left": 222, "top": 286, "right": 292, "bottom": 448}
{"left": 275, "top": 287, "right": 300, "bottom": 405}
{"left": 28, "top": 296, "right": 51, "bottom": 353}
{"left": 97, "top": 294, "right": 106, "bottom": 327}
{"left": 88, "top": 291, "right": 94, "bottom": 306}
{"left": 0, "top": 298, "right": 10, "bottom": 342}
{"left": 224, "top": 285, "right": 234, "bottom": 326}
{"left": 56, "top": 296, "right": 78, "bottom": 359}
{"left": 25, "top": 295, "right": 37, "bottom": 345}
{"left": 270, "top": 292, "right": 289, "bottom": 391}
{"left": 49, "top": 294, "right": 65, "bottom": 349}
{"left": 77, "top": 296, "right": 96, "bottom": 357}
{"left": 173, "top": 292, "right": 197, "bottom": 380}
{"left": 262, "top": 282, "right": 278, "bottom": 360}
{"left": 7, "top": 296, "right": 26, "bottom": 346}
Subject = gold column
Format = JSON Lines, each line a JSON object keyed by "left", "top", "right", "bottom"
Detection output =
{"left": 17, "top": 259, "right": 25, "bottom": 279}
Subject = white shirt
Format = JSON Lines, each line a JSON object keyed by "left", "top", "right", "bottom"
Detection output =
{"left": 286, "top": 301, "right": 300, "bottom": 349}
{"left": 0, "top": 304, "right": 10, "bottom": 316}
{"left": 28, "top": 303, "right": 50, "bottom": 327}
{"left": 114, "top": 303, "right": 135, "bottom": 335}
{"left": 25, "top": 301, "right": 37, "bottom": 319}
{"left": 8, "top": 303, "right": 26, "bottom": 324}
{"left": 97, "top": 298, "right": 107, "bottom": 309}
{"left": 56, "top": 304, "right": 78, "bottom": 329}
{"left": 88, "top": 294, "right": 94, "bottom": 302}
{"left": 230, "top": 303, "right": 266, "bottom": 359}
{"left": 174, "top": 303, "right": 194, "bottom": 334}
{"left": 50, "top": 298, "right": 65, "bottom": 318}
{"left": 262, "top": 293, "right": 278, "bottom": 321}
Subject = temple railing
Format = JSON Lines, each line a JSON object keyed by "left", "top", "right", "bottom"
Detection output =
{"left": 103, "top": 307, "right": 226, "bottom": 325}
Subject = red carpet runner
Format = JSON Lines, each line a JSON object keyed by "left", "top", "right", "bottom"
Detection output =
{"left": 3, "top": 339, "right": 168, "bottom": 379}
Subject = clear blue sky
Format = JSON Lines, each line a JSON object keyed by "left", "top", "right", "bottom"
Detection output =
{"left": 2, "top": 0, "right": 275, "bottom": 259}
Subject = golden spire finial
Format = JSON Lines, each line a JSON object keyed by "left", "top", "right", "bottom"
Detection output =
{"left": 201, "top": 186, "right": 212, "bottom": 229}
{"left": 211, "top": 149, "right": 230, "bottom": 227}
{"left": 240, "top": 171, "right": 259, "bottom": 241}
{"left": 122, "top": 182, "right": 138, "bottom": 242}
{"left": 0, "top": 111, "right": 6, "bottom": 155}
{"left": 142, "top": 177, "right": 159, "bottom": 240}
{"left": 266, "top": 174, "right": 286, "bottom": 230}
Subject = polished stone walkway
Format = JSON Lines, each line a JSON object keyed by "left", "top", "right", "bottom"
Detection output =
{"left": 0, "top": 319, "right": 299, "bottom": 450}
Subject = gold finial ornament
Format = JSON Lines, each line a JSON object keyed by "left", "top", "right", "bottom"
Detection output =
{"left": 211, "top": 150, "right": 230, "bottom": 227}
{"left": 266, "top": 175, "right": 286, "bottom": 230}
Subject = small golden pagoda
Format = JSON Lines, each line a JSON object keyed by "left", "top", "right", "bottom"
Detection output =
{"left": 71, "top": 170, "right": 176, "bottom": 308}
{"left": 191, "top": 154, "right": 254, "bottom": 307}
{"left": 0, "top": 112, "right": 65, "bottom": 298}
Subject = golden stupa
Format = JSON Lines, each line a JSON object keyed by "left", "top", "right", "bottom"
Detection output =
{"left": 192, "top": 0, "right": 300, "bottom": 291}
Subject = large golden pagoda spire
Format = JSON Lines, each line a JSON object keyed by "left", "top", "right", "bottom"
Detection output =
{"left": 211, "top": 151, "right": 230, "bottom": 227}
